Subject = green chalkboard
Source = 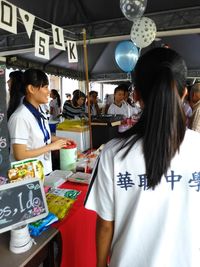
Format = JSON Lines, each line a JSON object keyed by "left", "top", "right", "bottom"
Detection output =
{"left": 0, "top": 178, "right": 48, "bottom": 233}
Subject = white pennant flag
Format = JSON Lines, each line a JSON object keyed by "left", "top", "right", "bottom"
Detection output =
{"left": 67, "top": 41, "right": 78, "bottom": 63}
{"left": 19, "top": 8, "right": 35, "bottom": 38}
{"left": 52, "top": 25, "right": 65, "bottom": 50}
{"left": 35, "top": 31, "right": 50, "bottom": 60}
{"left": 0, "top": 0, "right": 17, "bottom": 34}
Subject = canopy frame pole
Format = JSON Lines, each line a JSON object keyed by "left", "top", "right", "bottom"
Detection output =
{"left": 83, "top": 28, "right": 93, "bottom": 151}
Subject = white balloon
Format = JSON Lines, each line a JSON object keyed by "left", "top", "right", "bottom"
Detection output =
{"left": 130, "top": 17, "right": 157, "bottom": 48}
{"left": 120, "top": 0, "right": 147, "bottom": 21}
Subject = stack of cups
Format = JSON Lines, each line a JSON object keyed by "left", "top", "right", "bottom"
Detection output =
{"left": 10, "top": 224, "right": 32, "bottom": 254}
{"left": 60, "top": 143, "right": 77, "bottom": 171}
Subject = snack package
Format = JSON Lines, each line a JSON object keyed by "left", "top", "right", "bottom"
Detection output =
{"left": 48, "top": 188, "right": 80, "bottom": 199}
{"left": 29, "top": 212, "right": 58, "bottom": 236}
{"left": 46, "top": 193, "right": 75, "bottom": 220}
{"left": 8, "top": 159, "right": 45, "bottom": 183}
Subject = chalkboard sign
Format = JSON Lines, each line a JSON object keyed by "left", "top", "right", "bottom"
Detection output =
{"left": 0, "top": 64, "right": 10, "bottom": 177}
{"left": 0, "top": 178, "right": 48, "bottom": 233}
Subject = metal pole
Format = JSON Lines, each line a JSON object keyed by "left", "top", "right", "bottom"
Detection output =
{"left": 82, "top": 28, "right": 93, "bottom": 151}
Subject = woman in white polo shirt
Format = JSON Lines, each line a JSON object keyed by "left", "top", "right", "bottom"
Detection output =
{"left": 85, "top": 48, "right": 200, "bottom": 267}
{"left": 8, "top": 68, "right": 72, "bottom": 175}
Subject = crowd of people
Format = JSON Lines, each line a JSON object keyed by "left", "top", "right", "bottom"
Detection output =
{"left": 5, "top": 46, "right": 200, "bottom": 267}
{"left": 9, "top": 71, "right": 200, "bottom": 129}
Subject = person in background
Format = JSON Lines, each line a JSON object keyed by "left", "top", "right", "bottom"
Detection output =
{"left": 8, "top": 68, "right": 74, "bottom": 175}
{"left": 124, "top": 84, "right": 141, "bottom": 118}
{"left": 65, "top": 93, "right": 72, "bottom": 103}
{"left": 107, "top": 85, "right": 126, "bottom": 116}
{"left": 107, "top": 85, "right": 132, "bottom": 118}
{"left": 85, "top": 90, "right": 101, "bottom": 116}
{"left": 62, "top": 90, "right": 86, "bottom": 119}
{"left": 104, "top": 93, "right": 114, "bottom": 114}
{"left": 49, "top": 89, "right": 61, "bottom": 121}
{"left": 85, "top": 47, "right": 200, "bottom": 267}
{"left": 7, "top": 70, "right": 25, "bottom": 120}
{"left": 189, "top": 82, "right": 200, "bottom": 132}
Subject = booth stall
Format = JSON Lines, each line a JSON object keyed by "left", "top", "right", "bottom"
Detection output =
{"left": 0, "top": 181, "right": 97, "bottom": 267}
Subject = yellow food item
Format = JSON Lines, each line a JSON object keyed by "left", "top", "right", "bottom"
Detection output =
{"left": 46, "top": 193, "right": 75, "bottom": 220}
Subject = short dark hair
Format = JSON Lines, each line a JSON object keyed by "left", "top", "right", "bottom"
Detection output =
{"left": 72, "top": 91, "right": 86, "bottom": 106}
{"left": 89, "top": 91, "right": 98, "bottom": 96}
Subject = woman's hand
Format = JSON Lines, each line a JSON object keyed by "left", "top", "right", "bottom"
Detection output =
{"left": 66, "top": 139, "right": 76, "bottom": 146}
{"left": 51, "top": 136, "right": 76, "bottom": 146}
{"left": 49, "top": 139, "right": 67, "bottom": 151}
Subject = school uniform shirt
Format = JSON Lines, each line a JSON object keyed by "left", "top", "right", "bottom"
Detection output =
{"left": 8, "top": 104, "right": 52, "bottom": 175}
{"left": 108, "top": 101, "right": 130, "bottom": 117}
{"left": 85, "top": 129, "right": 200, "bottom": 267}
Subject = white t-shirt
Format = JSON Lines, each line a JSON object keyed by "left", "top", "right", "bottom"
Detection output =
{"left": 107, "top": 101, "right": 130, "bottom": 118}
{"left": 108, "top": 101, "right": 139, "bottom": 118}
{"left": 85, "top": 129, "right": 200, "bottom": 267}
{"left": 8, "top": 104, "right": 52, "bottom": 175}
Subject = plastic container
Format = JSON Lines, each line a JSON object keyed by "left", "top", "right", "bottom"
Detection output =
{"left": 60, "top": 144, "right": 77, "bottom": 171}
{"left": 10, "top": 224, "right": 32, "bottom": 254}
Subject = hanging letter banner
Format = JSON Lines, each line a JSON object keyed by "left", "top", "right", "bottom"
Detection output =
{"left": 35, "top": 30, "right": 50, "bottom": 60}
{"left": 0, "top": 0, "right": 17, "bottom": 34}
{"left": 19, "top": 8, "right": 35, "bottom": 38}
{"left": 67, "top": 41, "right": 78, "bottom": 63}
{"left": 52, "top": 24, "right": 65, "bottom": 51}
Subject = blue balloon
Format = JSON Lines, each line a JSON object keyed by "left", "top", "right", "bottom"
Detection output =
{"left": 115, "top": 41, "right": 139, "bottom": 72}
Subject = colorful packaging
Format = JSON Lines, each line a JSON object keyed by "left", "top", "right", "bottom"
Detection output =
{"left": 29, "top": 212, "right": 58, "bottom": 236}
{"left": 48, "top": 188, "right": 80, "bottom": 199}
{"left": 46, "top": 194, "right": 75, "bottom": 220}
{"left": 46, "top": 188, "right": 80, "bottom": 220}
{"left": 8, "top": 159, "right": 45, "bottom": 183}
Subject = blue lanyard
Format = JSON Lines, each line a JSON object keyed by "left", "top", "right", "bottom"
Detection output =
{"left": 23, "top": 100, "right": 50, "bottom": 144}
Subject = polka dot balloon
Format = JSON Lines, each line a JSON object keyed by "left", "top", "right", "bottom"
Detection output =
{"left": 120, "top": 0, "right": 147, "bottom": 21}
{"left": 130, "top": 17, "right": 157, "bottom": 48}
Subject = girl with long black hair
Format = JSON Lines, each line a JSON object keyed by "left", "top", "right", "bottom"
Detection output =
{"left": 7, "top": 70, "right": 25, "bottom": 120}
{"left": 85, "top": 47, "right": 200, "bottom": 267}
{"left": 8, "top": 68, "right": 73, "bottom": 175}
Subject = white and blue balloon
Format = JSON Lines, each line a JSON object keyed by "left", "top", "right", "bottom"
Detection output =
{"left": 115, "top": 41, "right": 139, "bottom": 73}
{"left": 115, "top": 0, "right": 157, "bottom": 72}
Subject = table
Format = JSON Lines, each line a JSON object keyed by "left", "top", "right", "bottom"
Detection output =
{"left": 53, "top": 181, "right": 97, "bottom": 267}
{"left": 0, "top": 227, "right": 61, "bottom": 267}
{"left": 0, "top": 182, "right": 97, "bottom": 267}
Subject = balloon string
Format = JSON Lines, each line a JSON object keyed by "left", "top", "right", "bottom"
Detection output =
{"left": 138, "top": 48, "right": 142, "bottom": 56}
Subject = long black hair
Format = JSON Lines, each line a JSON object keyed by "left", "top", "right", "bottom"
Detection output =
{"left": 120, "top": 47, "right": 187, "bottom": 189}
{"left": 7, "top": 70, "right": 25, "bottom": 120}
{"left": 51, "top": 89, "right": 61, "bottom": 108}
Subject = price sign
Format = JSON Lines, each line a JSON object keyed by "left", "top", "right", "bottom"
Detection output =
{"left": 0, "top": 178, "right": 48, "bottom": 233}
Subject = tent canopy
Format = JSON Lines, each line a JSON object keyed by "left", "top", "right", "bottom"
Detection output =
{"left": 1, "top": 0, "right": 200, "bottom": 81}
